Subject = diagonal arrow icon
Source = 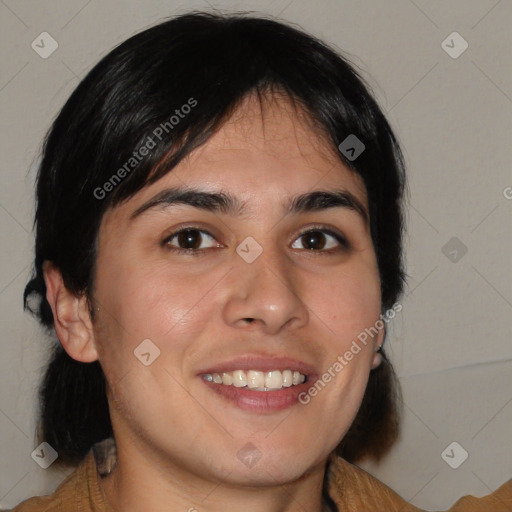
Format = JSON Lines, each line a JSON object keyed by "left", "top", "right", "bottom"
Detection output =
{"left": 237, "top": 442, "right": 262, "bottom": 468}
{"left": 441, "top": 32, "right": 468, "bottom": 59}
{"left": 134, "top": 339, "right": 160, "bottom": 366}
{"left": 31, "top": 32, "right": 58, "bottom": 59}
{"left": 338, "top": 135, "right": 365, "bottom": 161}
{"left": 441, "top": 441, "right": 468, "bottom": 468}
{"left": 31, "top": 441, "right": 58, "bottom": 468}
{"left": 442, "top": 237, "right": 467, "bottom": 263}
{"left": 236, "top": 236, "right": 262, "bottom": 263}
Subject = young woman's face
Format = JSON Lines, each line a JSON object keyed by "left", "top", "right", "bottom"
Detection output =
{"left": 91, "top": 94, "right": 383, "bottom": 486}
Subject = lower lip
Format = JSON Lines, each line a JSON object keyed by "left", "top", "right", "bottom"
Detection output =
{"left": 199, "top": 377, "right": 315, "bottom": 413}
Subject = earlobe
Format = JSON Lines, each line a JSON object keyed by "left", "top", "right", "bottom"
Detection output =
{"left": 371, "top": 323, "right": 386, "bottom": 370}
{"left": 43, "top": 261, "right": 99, "bottom": 363}
{"left": 371, "top": 351, "right": 382, "bottom": 370}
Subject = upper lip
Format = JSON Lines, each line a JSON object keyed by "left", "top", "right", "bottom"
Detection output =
{"left": 197, "top": 353, "right": 318, "bottom": 377}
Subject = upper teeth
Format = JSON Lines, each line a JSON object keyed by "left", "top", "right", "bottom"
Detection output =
{"left": 202, "top": 369, "right": 306, "bottom": 390}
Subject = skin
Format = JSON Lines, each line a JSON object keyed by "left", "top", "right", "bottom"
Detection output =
{"left": 44, "top": 92, "right": 384, "bottom": 512}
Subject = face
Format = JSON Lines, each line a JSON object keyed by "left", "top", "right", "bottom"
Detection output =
{"left": 90, "top": 93, "right": 383, "bottom": 486}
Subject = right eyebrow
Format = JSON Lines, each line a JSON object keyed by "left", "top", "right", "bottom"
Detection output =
{"left": 129, "top": 186, "right": 368, "bottom": 225}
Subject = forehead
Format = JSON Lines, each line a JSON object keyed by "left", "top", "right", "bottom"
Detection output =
{"left": 194, "top": 93, "right": 350, "bottom": 167}
{"left": 105, "top": 92, "right": 368, "bottom": 226}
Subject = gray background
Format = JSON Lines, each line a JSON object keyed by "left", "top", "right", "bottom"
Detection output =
{"left": 0, "top": 0, "right": 511, "bottom": 509}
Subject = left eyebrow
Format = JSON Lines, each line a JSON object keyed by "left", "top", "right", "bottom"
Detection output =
{"left": 129, "top": 186, "right": 368, "bottom": 225}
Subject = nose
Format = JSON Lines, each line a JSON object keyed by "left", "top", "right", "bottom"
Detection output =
{"left": 221, "top": 246, "right": 309, "bottom": 335}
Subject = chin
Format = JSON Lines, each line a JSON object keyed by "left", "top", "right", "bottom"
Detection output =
{"left": 216, "top": 442, "right": 326, "bottom": 486}
{"left": 216, "top": 461, "right": 313, "bottom": 488}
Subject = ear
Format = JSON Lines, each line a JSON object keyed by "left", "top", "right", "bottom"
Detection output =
{"left": 43, "top": 261, "right": 99, "bottom": 363}
{"left": 370, "top": 323, "right": 386, "bottom": 370}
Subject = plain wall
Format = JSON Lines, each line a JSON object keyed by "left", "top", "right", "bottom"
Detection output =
{"left": 0, "top": 0, "right": 511, "bottom": 509}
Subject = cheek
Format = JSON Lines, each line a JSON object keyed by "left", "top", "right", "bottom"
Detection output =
{"left": 94, "top": 267, "right": 203, "bottom": 421}
{"left": 95, "top": 247, "right": 191, "bottom": 333}
{"left": 315, "top": 260, "right": 382, "bottom": 347}
{"left": 94, "top": 253, "right": 217, "bottom": 376}
{"left": 309, "top": 259, "right": 381, "bottom": 417}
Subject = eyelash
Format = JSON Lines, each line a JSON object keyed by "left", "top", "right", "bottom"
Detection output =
{"left": 161, "top": 224, "right": 350, "bottom": 256}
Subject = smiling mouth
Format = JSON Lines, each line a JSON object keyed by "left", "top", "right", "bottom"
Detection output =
{"left": 201, "top": 369, "right": 307, "bottom": 391}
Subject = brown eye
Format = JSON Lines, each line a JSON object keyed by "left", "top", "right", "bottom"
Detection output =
{"left": 163, "top": 228, "right": 221, "bottom": 254}
{"left": 291, "top": 228, "right": 349, "bottom": 252}
{"left": 175, "top": 229, "right": 203, "bottom": 250}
